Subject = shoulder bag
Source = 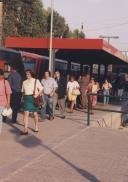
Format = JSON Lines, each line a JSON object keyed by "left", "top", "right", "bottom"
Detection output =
{"left": 33, "top": 79, "right": 43, "bottom": 108}
{"left": 72, "top": 82, "right": 80, "bottom": 96}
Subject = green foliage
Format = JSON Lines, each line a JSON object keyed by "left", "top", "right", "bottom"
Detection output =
{"left": 46, "top": 8, "right": 70, "bottom": 38}
{"left": 69, "top": 29, "right": 85, "bottom": 39}
{"left": 2, "top": 0, "right": 47, "bottom": 41}
{"left": 2, "top": 0, "right": 85, "bottom": 43}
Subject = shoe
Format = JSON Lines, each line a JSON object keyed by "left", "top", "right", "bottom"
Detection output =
{"left": 61, "top": 116, "right": 66, "bottom": 119}
{"left": 34, "top": 129, "right": 39, "bottom": 133}
{"left": 11, "top": 120, "right": 17, "bottom": 124}
{"left": 20, "top": 131, "right": 28, "bottom": 135}
{"left": 40, "top": 117, "right": 46, "bottom": 122}
{"left": 69, "top": 111, "right": 73, "bottom": 113}
{"left": 49, "top": 116, "right": 54, "bottom": 121}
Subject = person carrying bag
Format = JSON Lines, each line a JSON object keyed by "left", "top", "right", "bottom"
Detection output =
{"left": 21, "top": 70, "right": 43, "bottom": 135}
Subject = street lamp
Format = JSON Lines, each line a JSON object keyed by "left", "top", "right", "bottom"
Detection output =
{"left": 49, "top": 0, "right": 54, "bottom": 73}
{"left": 99, "top": 35, "right": 119, "bottom": 44}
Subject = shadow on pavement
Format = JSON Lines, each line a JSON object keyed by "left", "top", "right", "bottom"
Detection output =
{"left": 5, "top": 121, "right": 101, "bottom": 182}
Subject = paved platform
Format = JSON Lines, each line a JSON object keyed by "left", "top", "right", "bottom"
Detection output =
{"left": 0, "top": 108, "right": 128, "bottom": 182}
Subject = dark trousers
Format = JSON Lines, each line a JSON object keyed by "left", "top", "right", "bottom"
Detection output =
{"left": 11, "top": 92, "right": 22, "bottom": 122}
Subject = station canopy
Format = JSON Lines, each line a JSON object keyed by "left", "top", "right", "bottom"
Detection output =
{"left": 5, "top": 37, "right": 128, "bottom": 65}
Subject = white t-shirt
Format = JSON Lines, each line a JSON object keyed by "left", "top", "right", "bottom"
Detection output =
{"left": 22, "top": 78, "right": 43, "bottom": 95}
{"left": 67, "top": 81, "right": 79, "bottom": 93}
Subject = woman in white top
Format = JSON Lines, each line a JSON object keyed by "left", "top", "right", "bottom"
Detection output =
{"left": 21, "top": 70, "right": 43, "bottom": 135}
{"left": 102, "top": 79, "right": 112, "bottom": 105}
{"left": 67, "top": 76, "right": 80, "bottom": 113}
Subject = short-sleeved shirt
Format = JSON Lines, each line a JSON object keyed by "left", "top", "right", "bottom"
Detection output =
{"left": 67, "top": 81, "right": 79, "bottom": 93}
{"left": 41, "top": 77, "right": 57, "bottom": 95}
{"left": 0, "top": 79, "right": 12, "bottom": 107}
{"left": 22, "top": 78, "right": 43, "bottom": 95}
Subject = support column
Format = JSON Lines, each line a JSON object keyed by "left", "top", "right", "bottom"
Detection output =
{"left": 90, "top": 64, "right": 93, "bottom": 77}
{"left": 104, "top": 64, "right": 108, "bottom": 79}
{"left": 80, "top": 63, "right": 83, "bottom": 75}
{"left": 50, "top": 49, "right": 55, "bottom": 76}
{"left": 98, "top": 64, "right": 101, "bottom": 80}
{"left": 67, "top": 60, "right": 71, "bottom": 75}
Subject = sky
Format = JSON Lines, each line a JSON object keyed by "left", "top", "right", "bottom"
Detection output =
{"left": 43, "top": 0, "right": 128, "bottom": 51}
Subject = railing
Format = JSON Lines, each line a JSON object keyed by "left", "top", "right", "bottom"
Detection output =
{"left": 87, "top": 93, "right": 128, "bottom": 126}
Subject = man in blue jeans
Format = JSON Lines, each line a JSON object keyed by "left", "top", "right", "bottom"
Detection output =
{"left": 41, "top": 71, "right": 57, "bottom": 121}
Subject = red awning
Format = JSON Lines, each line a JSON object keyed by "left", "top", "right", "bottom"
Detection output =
{"left": 5, "top": 37, "right": 128, "bottom": 65}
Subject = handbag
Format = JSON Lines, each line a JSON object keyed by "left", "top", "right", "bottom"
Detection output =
{"left": 72, "top": 88, "right": 80, "bottom": 96}
{"left": 33, "top": 79, "right": 43, "bottom": 108}
{"left": 2, "top": 107, "right": 12, "bottom": 117}
{"left": 2, "top": 80, "right": 12, "bottom": 117}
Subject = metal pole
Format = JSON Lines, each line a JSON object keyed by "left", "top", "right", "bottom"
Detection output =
{"left": 49, "top": 0, "right": 54, "bottom": 73}
{"left": 87, "top": 94, "right": 90, "bottom": 126}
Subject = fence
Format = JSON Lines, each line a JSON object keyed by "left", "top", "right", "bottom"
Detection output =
{"left": 87, "top": 93, "right": 128, "bottom": 126}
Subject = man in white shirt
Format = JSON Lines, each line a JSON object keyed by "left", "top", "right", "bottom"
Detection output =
{"left": 41, "top": 71, "right": 57, "bottom": 120}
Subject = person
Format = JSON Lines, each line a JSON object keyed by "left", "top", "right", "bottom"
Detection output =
{"left": 21, "top": 70, "right": 43, "bottom": 135}
{"left": 0, "top": 69, "right": 12, "bottom": 131}
{"left": 79, "top": 73, "right": 90, "bottom": 109}
{"left": 124, "top": 73, "right": 128, "bottom": 96}
{"left": 54, "top": 70, "right": 67, "bottom": 119}
{"left": 102, "top": 79, "right": 112, "bottom": 105}
{"left": 67, "top": 76, "right": 80, "bottom": 113}
{"left": 53, "top": 73, "right": 59, "bottom": 118}
{"left": 41, "top": 71, "right": 57, "bottom": 121}
{"left": 8, "top": 67, "right": 22, "bottom": 123}
{"left": 85, "top": 78, "right": 99, "bottom": 114}
{"left": 117, "top": 77, "right": 124, "bottom": 98}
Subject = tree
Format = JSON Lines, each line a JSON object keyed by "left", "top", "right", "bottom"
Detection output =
{"left": 2, "top": 0, "right": 85, "bottom": 43}
{"left": 46, "top": 8, "right": 70, "bottom": 38}
{"left": 2, "top": 0, "right": 47, "bottom": 42}
{"left": 69, "top": 29, "right": 85, "bottom": 39}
